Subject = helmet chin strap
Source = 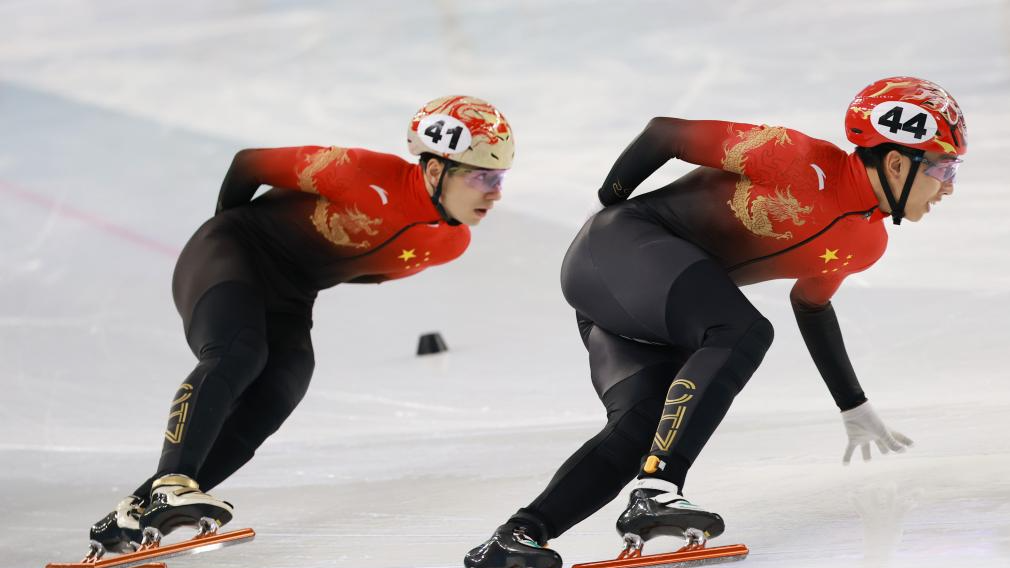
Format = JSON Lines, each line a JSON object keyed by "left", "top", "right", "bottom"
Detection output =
{"left": 430, "top": 160, "right": 461, "bottom": 226}
{"left": 875, "top": 148, "right": 924, "bottom": 225}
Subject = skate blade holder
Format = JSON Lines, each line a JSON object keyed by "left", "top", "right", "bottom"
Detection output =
{"left": 45, "top": 528, "right": 255, "bottom": 568}
{"left": 574, "top": 531, "right": 748, "bottom": 568}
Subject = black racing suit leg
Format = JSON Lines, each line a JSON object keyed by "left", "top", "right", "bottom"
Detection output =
{"left": 194, "top": 312, "right": 315, "bottom": 492}
{"left": 132, "top": 216, "right": 312, "bottom": 500}
{"left": 514, "top": 354, "right": 682, "bottom": 542}
{"left": 153, "top": 280, "right": 270, "bottom": 482}
{"left": 513, "top": 204, "right": 773, "bottom": 540}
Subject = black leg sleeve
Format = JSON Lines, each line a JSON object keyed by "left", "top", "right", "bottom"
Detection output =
{"left": 195, "top": 313, "right": 315, "bottom": 491}
{"left": 519, "top": 364, "right": 674, "bottom": 540}
{"left": 642, "top": 260, "right": 774, "bottom": 488}
{"left": 644, "top": 319, "right": 773, "bottom": 488}
{"left": 155, "top": 282, "right": 270, "bottom": 480}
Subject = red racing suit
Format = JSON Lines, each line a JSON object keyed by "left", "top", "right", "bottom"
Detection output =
{"left": 218, "top": 145, "right": 470, "bottom": 287}
{"left": 598, "top": 118, "right": 888, "bottom": 410}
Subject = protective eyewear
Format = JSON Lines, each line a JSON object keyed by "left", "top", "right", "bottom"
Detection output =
{"left": 459, "top": 168, "right": 506, "bottom": 193}
{"left": 912, "top": 155, "right": 962, "bottom": 183}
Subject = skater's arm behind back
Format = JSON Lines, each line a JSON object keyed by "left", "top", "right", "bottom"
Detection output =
{"left": 216, "top": 146, "right": 334, "bottom": 214}
{"left": 598, "top": 117, "right": 817, "bottom": 206}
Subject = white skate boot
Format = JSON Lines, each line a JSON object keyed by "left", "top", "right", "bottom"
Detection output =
{"left": 138, "top": 474, "right": 233, "bottom": 544}
{"left": 87, "top": 495, "right": 145, "bottom": 557}
{"left": 616, "top": 477, "right": 725, "bottom": 553}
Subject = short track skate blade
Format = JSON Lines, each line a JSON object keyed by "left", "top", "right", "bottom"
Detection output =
{"left": 45, "top": 528, "right": 255, "bottom": 568}
{"left": 573, "top": 543, "right": 748, "bottom": 568}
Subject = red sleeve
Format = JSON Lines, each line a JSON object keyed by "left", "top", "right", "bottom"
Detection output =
{"left": 598, "top": 118, "right": 815, "bottom": 204}
{"left": 664, "top": 119, "right": 771, "bottom": 170}
{"left": 671, "top": 120, "right": 816, "bottom": 187}
{"left": 239, "top": 145, "right": 384, "bottom": 198}
{"left": 217, "top": 146, "right": 407, "bottom": 215}
{"left": 300, "top": 147, "right": 418, "bottom": 206}
{"left": 235, "top": 146, "right": 329, "bottom": 191}
{"left": 291, "top": 146, "right": 362, "bottom": 197}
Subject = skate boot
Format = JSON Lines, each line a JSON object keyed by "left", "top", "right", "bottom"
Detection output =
{"left": 464, "top": 520, "right": 562, "bottom": 568}
{"left": 88, "top": 495, "right": 145, "bottom": 556}
{"left": 138, "top": 474, "right": 233, "bottom": 543}
{"left": 616, "top": 477, "right": 724, "bottom": 552}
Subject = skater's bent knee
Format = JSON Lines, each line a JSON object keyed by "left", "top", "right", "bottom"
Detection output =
{"left": 744, "top": 317, "right": 774, "bottom": 352}
{"left": 596, "top": 404, "right": 660, "bottom": 473}
{"left": 719, "top": 317, "right": 774, "bottom": 391}
{"left": 194, "top": 327, "right": 270, "bottom": 394}
{"left": 702, "top": 315, "right": 773, "bottom": 350}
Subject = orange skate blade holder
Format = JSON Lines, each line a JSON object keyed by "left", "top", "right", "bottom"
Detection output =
{"left": 45, "top": 527, "right": 255, "bottom": 568}
{"left": 574, "top": 542, "right": 749, "bottom": 568}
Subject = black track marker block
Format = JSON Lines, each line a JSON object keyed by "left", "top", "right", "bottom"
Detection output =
{"left": 417, "top": 332, "right": 448, "bottom": 356}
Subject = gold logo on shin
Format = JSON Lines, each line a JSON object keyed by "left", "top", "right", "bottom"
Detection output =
{"left": 652, "top": 379, "right": 696, "bottom": 453}
{"left": 164, "top": 384, "right": 194, "bottom": 444}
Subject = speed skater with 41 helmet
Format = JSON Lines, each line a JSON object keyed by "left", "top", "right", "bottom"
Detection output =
{"left": 464, "top": 77, "right": 966, "bottom": 568}
{"left": 83, "top": 95, "right": 515, "bottom": 557}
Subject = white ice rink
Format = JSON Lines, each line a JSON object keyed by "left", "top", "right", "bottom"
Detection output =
{"left": 2, "top": 1, "right": 1009, "bottom": 567}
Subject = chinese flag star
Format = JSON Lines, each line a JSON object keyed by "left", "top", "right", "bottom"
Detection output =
{"left": 819, "top": 248, "right": 839, "bottom": 264}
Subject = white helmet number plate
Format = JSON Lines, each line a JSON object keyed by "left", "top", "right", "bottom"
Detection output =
{"left": 870, "top": 101, "right": 938, "bottom": 145}
{"left": 417, "top": 114, "right": 472, "bottom": 155}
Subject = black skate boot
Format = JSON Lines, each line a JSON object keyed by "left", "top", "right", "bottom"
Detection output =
{"left": 616, "top": 478, "right": 724, "bottom": 550}
{"left": 464, "top": 516, "right": 562, "bottom": 568}
{"left": 88, "top": 495, "right": 144, "bottom": 555}
{"left": 138, "top": 474, "right": 233, "bottom": 543}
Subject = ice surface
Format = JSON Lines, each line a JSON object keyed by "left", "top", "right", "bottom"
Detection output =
{"left": 1, "top": 1, "right": 1008, "bottom": 567}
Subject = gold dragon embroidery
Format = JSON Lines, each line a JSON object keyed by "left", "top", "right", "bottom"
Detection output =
{"left": 311, "top": 199, "right": 382, "bottom": 249}
{"left": 723, "top": 125, "right": 812, "bottom": 240}
{"left": 298, "top": 146, "right": 351, "bottom": 193}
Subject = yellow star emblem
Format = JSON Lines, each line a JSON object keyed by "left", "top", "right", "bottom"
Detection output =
{"left": 398, "top": 249, "right": 417, "bottom": 262}
{"left": 819, "top": 248, "right": 839, "bottom": 264}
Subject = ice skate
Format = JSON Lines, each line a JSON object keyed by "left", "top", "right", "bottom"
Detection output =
{"left": 137, "top": 474, "right": 233, "bottom": 543}
{"left": 464, "top": 521, "right": 563, "bottom": 568}
{"left": 616, "top": 478, "right": 725, "bottom": 547}
{"left": 46, "top": 528, "right": 255, "bottom": 568}
{"left": 87, "top": 496, "right": 145, "bottom": 558}
{"left": 48, "top": 475, "right": 249, "bottom": 568}
{"left": 570, "top": 478, "right": 746, "bottom": 568}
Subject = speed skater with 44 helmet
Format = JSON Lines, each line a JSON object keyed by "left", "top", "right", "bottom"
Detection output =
{"left": 464, "top": 77, "right": 966, "bottom": 568}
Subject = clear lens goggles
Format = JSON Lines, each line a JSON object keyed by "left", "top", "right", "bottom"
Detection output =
{"left": 458, "top": 168, "right": 506, "bottom": 193}
{"left": 913, "top": 155, "right": 962, "bottom": 183}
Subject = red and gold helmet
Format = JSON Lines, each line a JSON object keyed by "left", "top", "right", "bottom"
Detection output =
{"left": 845, "top": 77, "right": 967, "bottom": 155}
{"left": 407, "top": 95, "right": 515, "bottom": 169}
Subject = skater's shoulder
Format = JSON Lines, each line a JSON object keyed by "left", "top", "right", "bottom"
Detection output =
{"left": 339, "top": 147, "right": 415, "bottom": 170}
{"left": 287, "top": 146, "right": 414, "bottom": 173}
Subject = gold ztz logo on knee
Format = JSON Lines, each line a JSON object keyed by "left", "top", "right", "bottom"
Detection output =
{"left": 652, "top": 379, "right": 696, "bottom": 452}
{"left": 164, "top": 384, "right": 194, "bottom": 444}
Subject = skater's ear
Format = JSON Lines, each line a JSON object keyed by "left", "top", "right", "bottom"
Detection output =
{"left": 420, "top": 153, "right": 444, "bottom": 186}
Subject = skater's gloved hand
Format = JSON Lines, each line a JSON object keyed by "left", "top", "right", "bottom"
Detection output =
{"left": 840, "top": 401, "right": 913, "bottom": 465}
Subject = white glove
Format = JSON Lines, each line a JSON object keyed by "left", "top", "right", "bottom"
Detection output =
{"left": 840, "top": 401, "right": 913, "bottom": 465}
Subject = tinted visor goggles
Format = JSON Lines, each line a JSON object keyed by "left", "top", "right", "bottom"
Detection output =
{"left": 456, "top": 167, "right": 506, "bottom": 193}
{"left": 912, "top": 155, "right": 962, "bottom": 183}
